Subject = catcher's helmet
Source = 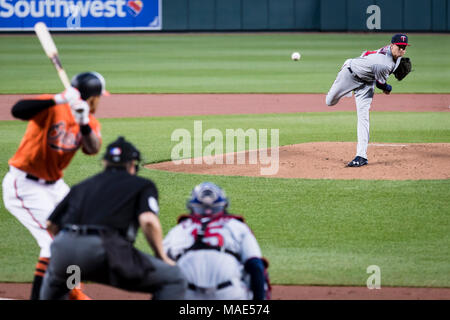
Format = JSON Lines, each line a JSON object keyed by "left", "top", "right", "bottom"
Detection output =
{"left": 71, "top": 71, "right": 108, "bottom": 100}
{"left": 187, "top": 182, "right": 228, "bottom": 216}
{"left": 103, "top": 136, "right": 141, "bottom": 165}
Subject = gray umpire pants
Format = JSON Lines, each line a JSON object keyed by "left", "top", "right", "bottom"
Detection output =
{"left": 40, "top": 231, "right": 186, "bottom": 300}
{"left": 326, "top": 59, "right": 375, "bottom": 160}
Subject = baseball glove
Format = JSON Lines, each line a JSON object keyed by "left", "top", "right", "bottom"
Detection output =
{"left": 393, "top": 57, "right": 412, "bottom": 81}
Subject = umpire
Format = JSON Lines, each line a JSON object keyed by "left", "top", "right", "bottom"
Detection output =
{"left": 40, "top": 136, "right": 186, "bottom": 300}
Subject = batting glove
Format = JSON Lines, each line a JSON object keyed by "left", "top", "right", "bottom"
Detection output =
{"left": 70, "top": 99, "right": 90, "bottom": 125}
{"left": 54, "top": 87, "right": 81, "bottom": 105}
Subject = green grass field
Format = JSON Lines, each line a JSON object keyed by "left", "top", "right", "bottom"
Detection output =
{"left": 0, "top": 33, "right": 449, "bottom": 287}
{"left": 0, "top": 33, "right": 449, "bottom": 93}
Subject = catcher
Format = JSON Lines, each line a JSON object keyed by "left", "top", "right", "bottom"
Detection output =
{"left": 326, "top": 34, "right": 412, "bottom": 167}
{"left": 163, "top": 182, "right": 271, "bottom": 300}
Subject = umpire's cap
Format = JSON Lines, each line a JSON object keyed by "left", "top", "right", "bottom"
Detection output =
{"left": 71, "top": 71, "right": 109, "bottom": 100}
{"left": 103, "top": 136, "right": 141, "bottom": 164}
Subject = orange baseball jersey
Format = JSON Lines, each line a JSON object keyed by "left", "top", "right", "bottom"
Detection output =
{"left": 9, "top": 94, "right": 101, "bottom": 181}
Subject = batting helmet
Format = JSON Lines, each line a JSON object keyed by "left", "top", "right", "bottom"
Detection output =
{"left": 71, "top": 71, "right": 108, "bottom": 100}
{"left": 187, "top": 182, "right": 228, "bottom": 216}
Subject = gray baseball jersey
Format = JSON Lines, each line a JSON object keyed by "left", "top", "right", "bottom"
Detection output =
{"left": 350, "top": 45, "right": 402, "bottom": 84}
{"left": 163, "top": 215, "right": 262, "bottom": 300}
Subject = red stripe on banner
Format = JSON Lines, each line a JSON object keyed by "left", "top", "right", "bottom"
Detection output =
{"left": 128, "top": 2, "right": 140, "bottom": 11}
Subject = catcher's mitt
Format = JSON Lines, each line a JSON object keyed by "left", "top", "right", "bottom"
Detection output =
{"left": 393, "top": 57, "right": 411, "bottom": 81}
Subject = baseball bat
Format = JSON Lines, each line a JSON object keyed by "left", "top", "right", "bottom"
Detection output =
{"left": 34, "top": 22, "right": 71, "bottom": 89}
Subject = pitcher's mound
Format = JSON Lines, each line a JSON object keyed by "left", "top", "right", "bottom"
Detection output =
{"left": 146, "top": 142, "right": 450, "bottom": 180}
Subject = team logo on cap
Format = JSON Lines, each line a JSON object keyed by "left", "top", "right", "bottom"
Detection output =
{"left": 110, "top": 147, "right": 122, "bottom": 162}
{"left": 401, "top": 36, "right": 406, "bottom": 42}
{"left": 110, "top": 147, "right": 122, "bottom": 155}
{"left": 127, "top": 0, "right": 143, "bottom": 17}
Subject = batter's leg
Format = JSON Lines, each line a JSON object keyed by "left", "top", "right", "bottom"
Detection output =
{"left": 49, "top": 179, "right": 70, "bottom": 203}
{"left": 2, "top": 174, "right": 60, "bottom": 257}
{"left": 2, "top": 171, "right": 70, "bottom": 299}
{"left": 2, "top": 173, "right": 56, "bottom": 299}
{"left": 354, "top": 84, "right": 374, "bottom": 159}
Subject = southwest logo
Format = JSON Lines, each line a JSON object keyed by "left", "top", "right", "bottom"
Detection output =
{"left": 127, "top": 0, "right": 143, "bottom": 16}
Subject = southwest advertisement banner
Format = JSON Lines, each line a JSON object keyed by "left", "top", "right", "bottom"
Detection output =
{"left": 0, "top": 0, "right": 162, "bottom": 31}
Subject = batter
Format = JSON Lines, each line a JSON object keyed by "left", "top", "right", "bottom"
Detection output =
{"left": 2, "top": 72, "right": 106, "bottom": 299}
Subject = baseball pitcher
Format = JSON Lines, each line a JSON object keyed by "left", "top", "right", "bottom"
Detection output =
{"left": 2, "top": 72, "right": 107, "bottom": 299}
{"left": 326, "top": 34, "right": 412, "bottom": 167}
{"left": 163, "top": 182, "right": 271, "bottom": 300}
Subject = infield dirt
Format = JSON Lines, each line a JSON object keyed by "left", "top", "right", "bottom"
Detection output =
{"left": 0, "top": 93, "right": 449, "bottom": 120}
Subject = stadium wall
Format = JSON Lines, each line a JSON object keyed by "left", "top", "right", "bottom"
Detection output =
{"left": 0, "top": 0, "right": 448, "bottom": 32}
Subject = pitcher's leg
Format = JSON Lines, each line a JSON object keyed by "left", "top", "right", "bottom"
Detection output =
{"left": 354, "top": 85, "right": 374, "bottom": 159}
{"left": 326, "top": 60, "right": 357, "bottom": 106}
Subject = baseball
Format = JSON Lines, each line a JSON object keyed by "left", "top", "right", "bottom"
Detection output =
{"left": 291, "top": 52, "right": 301, "bottom": 61}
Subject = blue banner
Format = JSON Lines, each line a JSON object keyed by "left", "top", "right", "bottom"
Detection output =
{"left": 0, "top": 0, "right": 161, "bottom": 31}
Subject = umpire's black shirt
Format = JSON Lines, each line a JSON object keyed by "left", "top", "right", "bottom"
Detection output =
{"left": 49, "top": 166, "right": 159, "bottom": 242}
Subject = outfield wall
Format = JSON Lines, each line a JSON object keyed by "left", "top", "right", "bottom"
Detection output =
{"left": 163, "top": 0, "right": 449, "bottom": 32}
{"left": 0, "top": 0, "right": 449, "bottom": 32}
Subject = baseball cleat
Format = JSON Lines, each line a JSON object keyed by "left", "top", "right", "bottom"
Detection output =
{"left": 347, "top": 156, "right": 368, "bottom": 167}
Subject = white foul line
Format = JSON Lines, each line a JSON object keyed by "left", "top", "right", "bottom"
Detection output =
{"left": 370, "top": 144, "right": 408, "bottom": 147}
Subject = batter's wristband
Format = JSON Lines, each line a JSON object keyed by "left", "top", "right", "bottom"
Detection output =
{"left": 80, "top": 124, "right": 92, "bottom": 135}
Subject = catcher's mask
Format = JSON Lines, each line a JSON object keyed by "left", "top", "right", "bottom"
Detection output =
{"left": 187, "top": 182, "right": 228, "bottom": 216}
{"left": 103, "top": 136, "right": 141, "bottom": 173}
{"left": 71, "top": 71, "right": 109, "bottom": 100}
